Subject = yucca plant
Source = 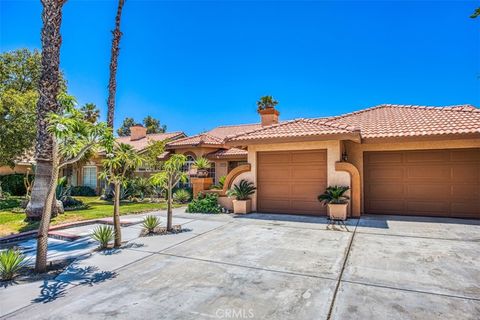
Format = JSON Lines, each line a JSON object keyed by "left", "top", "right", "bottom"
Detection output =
{"left": 91, "top": 225, "right": 114, "bottom": 249}
{"left": 227, "top": 180, "right": 256, "bottom": 200}
{"left": 142, "top": 215, "right": 160, "bottom": 234}
{"left": 173, "top": 189, "right": 191, "bottom": 204}
{"left": 318, "top": 186, "right": 350, "bottom": 205}
{"left": 0, "top": 249, "right": 26, "bottom": 281}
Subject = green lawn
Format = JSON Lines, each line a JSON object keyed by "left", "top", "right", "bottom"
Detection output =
{"left": 0, "top": 197, "right": 180, "bottom": 237}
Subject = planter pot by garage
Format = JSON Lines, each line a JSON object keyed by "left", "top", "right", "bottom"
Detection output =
{"left": 232, "top": 199, "right": 252, "bottom": 214}
{"left": 327, "top": 203, "right": 348, "bottom": 221}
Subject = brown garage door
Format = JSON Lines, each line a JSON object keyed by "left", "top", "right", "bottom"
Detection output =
{"left": 257, "top": 150, "right": 327, "bottom": 215}
{"left": 364, "top": 148, "right": 480, "bottom": 218}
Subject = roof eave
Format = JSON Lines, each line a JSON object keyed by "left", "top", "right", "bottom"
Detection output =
{"left": 225, "top": 132, "right": 361, "bottom": 147}
{"left": 361, "top": 132, "right": 480, "bottom": 144}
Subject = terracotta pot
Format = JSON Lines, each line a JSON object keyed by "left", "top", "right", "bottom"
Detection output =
{"left": 196, "top": 169, "right": 209, "bottom": 178}
{"left": 327, "top": 203, "right": 348, "bottom": 221}
{"left": 232, "top": 199, "right": 252, "bottom": 214}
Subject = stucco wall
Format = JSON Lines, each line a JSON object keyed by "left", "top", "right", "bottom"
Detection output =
{"left": 247, "top": 140, "right": 351, "bottom": 212}
{"left": 0, "top": 164, "right": 31, "bottom": 175}
{"left": 344, "top": 137, "right": 480, "bottom": 213}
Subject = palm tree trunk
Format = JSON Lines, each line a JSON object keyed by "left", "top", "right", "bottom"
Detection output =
{"left": 26, "top": 0, "right": 66, "bottom": 220}
{"left": 106, "top": 0, "right": 125, "bottom": 128}
{"left": 35, "top": 140, "right": 59, "bottom": 273}
{"left": 113, "top": 182, "right": 122, "bottom": 247}
{"left": 167, "top": 178, "right": 172, "bottom": 231}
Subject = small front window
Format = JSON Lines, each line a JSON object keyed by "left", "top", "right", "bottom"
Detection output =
{"left": 82, "top": 166, "right": 97, "bottom": 189}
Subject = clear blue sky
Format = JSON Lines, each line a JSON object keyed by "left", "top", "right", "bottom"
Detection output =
{"left": 1, "top": 0, "right": 479, "bottom": 135}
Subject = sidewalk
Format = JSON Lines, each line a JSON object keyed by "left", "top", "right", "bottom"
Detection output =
{"left": 0, "top": 208, "right": 232, "bottom": 317}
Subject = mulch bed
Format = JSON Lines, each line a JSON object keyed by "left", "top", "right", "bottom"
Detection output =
{"left": 140, "top": 224, "right": 190, "bottom": 237}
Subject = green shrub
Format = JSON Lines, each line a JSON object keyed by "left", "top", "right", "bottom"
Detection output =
{"left": 0, "top": 198, "right": 20, "bottom": 210}
{"left": 91, "top": 225, "right": 114, "bottom": 249}
{"left": 0, "top": 249, "right": 26, "bottom": 281}
{"left": 0, "top": 174, "right": 28, "bottom": 196}
{"left": 318, "top": 186, "right": 350, "bottom": 205}
{"left": 142, "top": 215, "right": 160, "bottom": 233}
{"left": 186, "top": 193, "right": 221, "bottom": 214}
{"left": 62, "top": 196, "right": 85, "bottom": 208}
{"left": 211, "top": 175, "right": 226, "bottom": 190}
{"left": 227, "top": 180, "right": 256, "bottom": 200}
{"left": 70, "top": 186, "right": 96, "bottom": 196}
{"left": 173, "top": 189, "right": 191, "bottom": 204}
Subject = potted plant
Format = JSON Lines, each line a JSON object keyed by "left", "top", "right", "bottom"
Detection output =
{"left": 193, "top": 157, "right": 211, "bottom": 178}
{"left": 256, "top": 95, "right": 279, "bottom": 111}
{"left": 318, "top": 186, "right": 350, "bottom": 220}
{"left": 227, "top": 179, "right": 256, "bottom": 214}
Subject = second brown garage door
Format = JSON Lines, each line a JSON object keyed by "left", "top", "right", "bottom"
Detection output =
{"left": 257, "top": 150, "right": 327, "bottom": 215}
{"left": 364, "top": 148, "right": 480, "bottom": 218}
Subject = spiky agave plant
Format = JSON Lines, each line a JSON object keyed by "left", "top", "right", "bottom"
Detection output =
{"left": 91, "top": 225, "right": 114, "bottom": 249}
{"left": 142, "top": 215, "right": 160, "bottom": 234}
{"left": 0, "top": 249, "right": 27, "bottom": 280}
{"left": 173, "top": 189, "right": 191, "bottom": 204}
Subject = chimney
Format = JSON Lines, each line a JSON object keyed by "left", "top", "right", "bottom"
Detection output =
{"left": 130, "top": 125, "right": 147, "bottom": 141}
{"left": 258, "top": 107, "right": 280, "bottom": 126}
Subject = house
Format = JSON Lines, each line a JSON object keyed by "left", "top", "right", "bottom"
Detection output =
{"left": 0, "top": 125, "right": 186, "bottom": 195}
{"left": 213, "top": 104, "right": 480, "bottom": 219}
{"left": 162, "top": 123, "right": 263, "bottom": 185}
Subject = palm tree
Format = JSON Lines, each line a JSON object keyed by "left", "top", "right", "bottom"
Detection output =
{"left": 35, "top": 104, "right": 107, "bottom": 273}
{"left": 256, "top": 95, "right": 278, "bottom": 111}
{"left": 106, "top": 0, "right": 126, "bottom": 128}
{"left": 80, "top": 103, "right": 100, "bottom": 123}
{"left": 26, "top": 0, "right": 67, "bottom": 220}
{"left": 150, "top": 155, "right": 188, "bottom": 231}
{"left": 100, "top": 143, "right": 143, "bottom": 247}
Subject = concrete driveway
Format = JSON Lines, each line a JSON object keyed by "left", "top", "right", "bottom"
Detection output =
{"left": 1, "top": 212, "right": 479, "bottom": 320}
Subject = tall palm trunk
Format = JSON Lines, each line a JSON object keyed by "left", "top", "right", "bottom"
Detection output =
{"left": 113, "top": 182, "right": 122, "bottom": 247}
{"left": 106, "top": 0, "right": 125, "bottom": 128}
{"left": 35, "top": 140, "right": 59, "bottom": 273}
{"left": 167, "top": 178, "right": 173, "bottom": 231}
{"left": 26, "top": 0, "right": 66, "bottom": 220}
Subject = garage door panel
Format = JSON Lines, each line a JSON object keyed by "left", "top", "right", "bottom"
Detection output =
{"left": 450, "top": 149, "right": 480, "bottom": 162}
{"left": 451, "top": 166, "right": 479, "bottom": 182}
{"left": 366, "top": 167, "right": 403, "bottom": 180}
{"left": 406, "top": 166, "right": 451, "bottom": 181}
{"left": 258, "top": 152, "right": 290, "bottom": 164}
{"left": 291, "top": 183, "right": 325, "bottom": 199}
{"left": 364, "top": 148, "right": 480, "bottom": 218}
{"left": 291, "top": 151, "right": 327, "bottom": 163}
{"left": 405, "top": 150, "right": 450, "bottom": 163}
{"left": 258, "top": 167, "right": 288, "bottom": 180}
{"left": 257, "top": 150, "right": 327, "bottom": 215}
{"left": 365, "top": 152, "right": 403, "bottom": 164}
{"left": 451, "top": 202, "right": 480, "bottom": 215}
{"left": 290, "top": 200, "right": 325, "bottom": 213}
{"left": 451, "top": 184, "right": 480, "bottom": 200}
{"left": 406, "top": 201, "right": 450, "bottom": 215}
{"left": 259, "top": 199, "right": 291, "bottom": 212}
{"left": 366, "top": 200, "right": 405, "bottom": 213}
{"left": 368, "top": 183, "right": 404, "bottom": 199}
{"left": 291, "top": 166, "right": 326, "bottom": 180}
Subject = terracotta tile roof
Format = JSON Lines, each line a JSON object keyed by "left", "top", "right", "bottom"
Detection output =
{"left": 206, "top": 148, "right": 248, "bottom": 160}
{"left": 226, "top": 104, "right": 480, "bottom": 142}
{"left": 226, "top": 119, "right": 357, "bottom": 142}
{"left": 166, "top": 123, "right": 263, "bottom": 147}
{"left": 322, "top": 104, "right": 480, "bottom": 139}
{"left": 116, "top": 132, "right": 185, "bottom": 152}
{"left": 166, "top": 133, "right": 225, "bottom": 147}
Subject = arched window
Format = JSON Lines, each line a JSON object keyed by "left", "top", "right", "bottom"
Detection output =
{"left": 181, "top": 154, "right": 196, "bottom": 187}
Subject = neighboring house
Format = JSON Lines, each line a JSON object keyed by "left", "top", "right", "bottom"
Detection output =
{"left": 0, "top": 125, "right": 186, "bottom": 195}
{"left": 162, "top": 123, "right": 264, "bottom": 185}
{"left": 220, "top": 104, "right": 479, "bottom": 219}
